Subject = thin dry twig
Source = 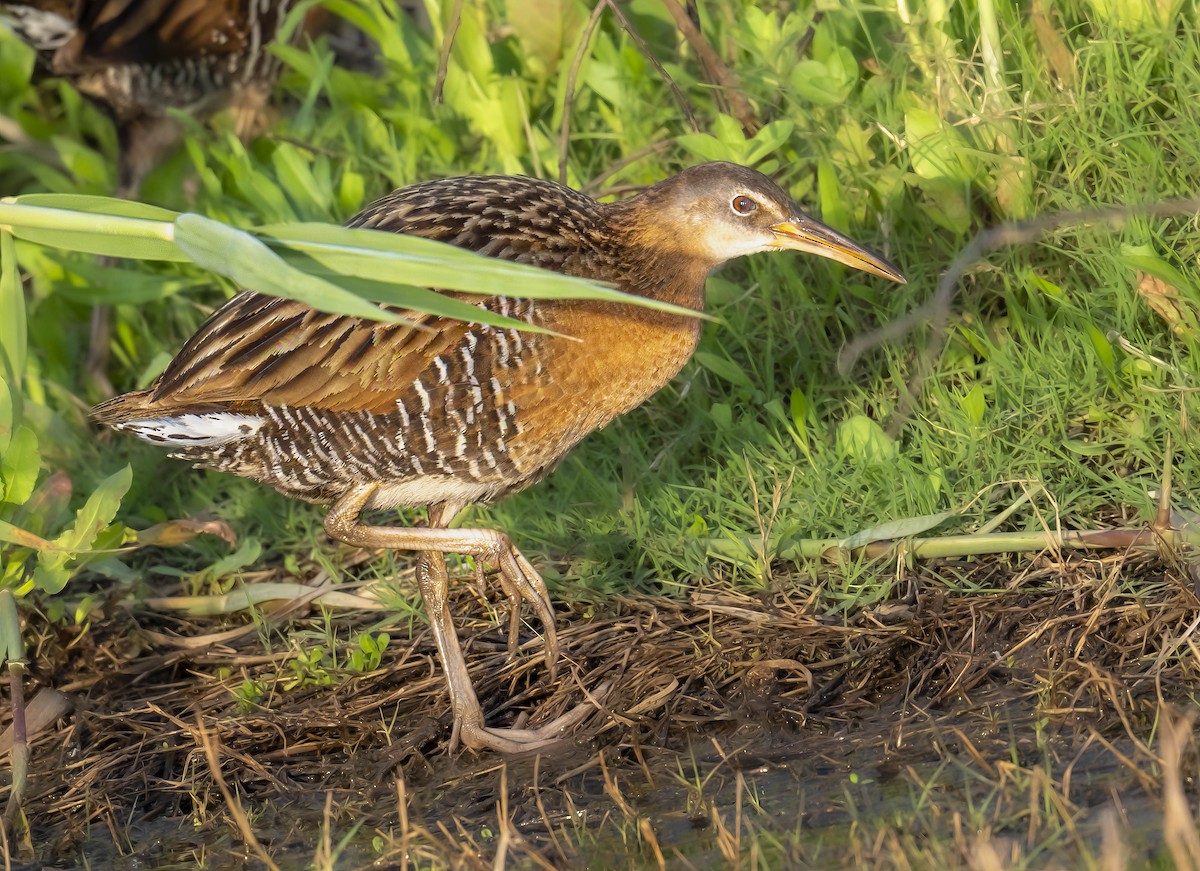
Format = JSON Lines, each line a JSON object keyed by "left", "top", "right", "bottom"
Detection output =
{"left": 194, "top": 715, "right": 282, "bottom": 871}
{"left": 659, "top": 0, "right": 760, "bottom": 134}
{"left": 432, "top": 0, "right": 465, "bottom": 105}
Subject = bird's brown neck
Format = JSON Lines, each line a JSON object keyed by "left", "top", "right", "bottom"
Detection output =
{"left": 589, "top": 199, "right": 715, "bottom": 313}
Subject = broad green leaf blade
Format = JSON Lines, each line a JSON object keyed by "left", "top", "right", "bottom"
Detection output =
{"left": 1, "top": 426, "right": 39, "bottom": 507}
{"left": 0, "top": 230, "right": 25, "bottom": 378}
{"left": 0, "top": 199, "right": 185, "bottom": 261}
{"left": 50, "top": 465, "right": 131, "bottom": 555}
{"left": 35, "top": 465, "right": 131, "bottom": 594}
{"left": 173, "top": 214, "right": 411, "bottom": 326}
{"left": 840, "top": 510, "right": 960, "bottom": 549}
{"left": 329, "top": 274, "right": 553, "bottom": 333}
{"left": 0, "top": 377, "right": 12, "bottom": 455}
{"left": 13, "top": 194, "right": 180, "bottom": 221}
{"left": 255, "top": 223, "right": 710, "bottom": 319}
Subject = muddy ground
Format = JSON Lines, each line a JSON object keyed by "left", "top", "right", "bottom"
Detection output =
{"left": 4, "top": 549, "right": 1200, "bottom": 869}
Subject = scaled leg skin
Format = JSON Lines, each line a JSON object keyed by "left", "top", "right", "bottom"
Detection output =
{"left": 324, "top": 483, "right": 599, "bottom": 752}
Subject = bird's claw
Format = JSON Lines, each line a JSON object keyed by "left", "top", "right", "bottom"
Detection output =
{"left": 456, "top": 680, "right": 611, "bottom": 754}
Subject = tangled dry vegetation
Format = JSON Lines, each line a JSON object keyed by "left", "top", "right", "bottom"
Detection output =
{"left": 5, "top": 544, "right": 1200, "bottom": 868}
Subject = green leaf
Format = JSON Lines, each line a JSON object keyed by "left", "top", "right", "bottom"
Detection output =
{"left": 34, "top": 465, "right": 131, "bottom": 595}
{"left": 694, "top": 351, "right": 753, "bottom": 389}
{"left": 744, "top": 120, "right": 795, "bottom": 166}
{"left": 0, "top": 198, "right": 184, "bottom": 262}
{"left": 506, "top": 0, "right": 585, "bottom": 72}
{"left": 173, "top": 214, "right": 411, "bottom": 326}
{"left": 676, "top": 133, "right": 735, "bottom": 163}
{"left": 256, "top": 223, "right": 705, "bottom": 318}
{"left": 272, "top": 144, "right": 331, "bottom": 214}
{"left": 195, "top": 537, "right": 262, "bottom": 582}
{"left": 1120, "top": 244, "right": 1198, "bottom": 295}
{"left": 0, "top": 589, "right": 22, "bottom": 665}
{"left": 840, "top": 509, "right": 959, "bottom": 548}
{"left": 959, "top": 384, "right": 986, "bottom": 427}
{"left": 789, "top": 387, "right": 809, "bottom": 435}
{"left": 0, "top": 377, "right": 12, "bottom": 456}
{"left": 12, "top": 194, "right": 179, "bottom": 222}
{"left": 330, "top": 275, "right": 550, "bottom": 333}
{"left": 836, "top": 415, "right": 897, "bottom": 463}
{"left": 1028, "top": 273, "right": 1064, "bottom": 299}
{"left": 1, "top": 425, "right": 39, "bottom": 507}
{"left": 1086, "top": 324, "right": 1116, "bottom": 375}
{"left": 0, "top": 230, "right": 25, "bottom": 379}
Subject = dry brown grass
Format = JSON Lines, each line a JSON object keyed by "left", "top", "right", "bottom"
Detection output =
{"left": 2, "top": 548, "right": 1199, "bottom": 868}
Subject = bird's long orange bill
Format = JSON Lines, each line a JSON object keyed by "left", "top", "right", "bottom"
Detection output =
{"left": 769, "top": 217, "right": 906, "bottom": 284}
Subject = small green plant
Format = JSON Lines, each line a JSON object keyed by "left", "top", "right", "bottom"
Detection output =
{"left": 284, "top": 646, "right": 335, "bottom": 690}
{"left": 347, "top": 631, "right": 390, "bottom": 673}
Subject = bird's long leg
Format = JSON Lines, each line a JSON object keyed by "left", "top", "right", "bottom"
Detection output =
{"left": 325, "top": 484, "right": 557, "bottom": 667}
{"left": 325, "top": 483, "right": 594, "bottom": 752}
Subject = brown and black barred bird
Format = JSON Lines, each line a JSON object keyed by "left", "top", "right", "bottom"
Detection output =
{"left": 94, "top": 162, "right": 906, "bottom": 752}
{"left": 1, "top": 0, "right": 302, "bottom": 191}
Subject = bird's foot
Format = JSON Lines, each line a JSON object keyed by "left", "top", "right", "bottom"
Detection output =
{"left": 454, "top": 681, "right": 612, "bottom": 754}
{"left": 480, "top": 543, "right": 560, "bottom": 676}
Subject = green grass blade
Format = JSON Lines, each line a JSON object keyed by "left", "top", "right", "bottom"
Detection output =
{"left": 0, "top": 200, "right": 185, "bottom": 262}
{"left": 173, "top": 214, "right": 413, "bottom": 326}
{"left": 255, "top": 223, "right": 711, "bottom": 319}
{"left": 0, "top": 230, "right": 25, "bottom": 378}
{"left": 325, "top": 273, "right": 553, "bottom": 333}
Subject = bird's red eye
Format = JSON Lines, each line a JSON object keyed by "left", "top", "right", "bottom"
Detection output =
{"left": 731, "top": 195, "right": 757, "bottom": 215}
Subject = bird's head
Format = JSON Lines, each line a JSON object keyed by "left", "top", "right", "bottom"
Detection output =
{"left": 620, "top": 161, "right": 905, "bottom": 283}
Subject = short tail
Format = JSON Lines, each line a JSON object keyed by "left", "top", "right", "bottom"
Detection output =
{"left": 91, "top": 389, "right": 156, "bottom": 426}
{"left": 93, "top": 391, "right": 264, "bottom": 447}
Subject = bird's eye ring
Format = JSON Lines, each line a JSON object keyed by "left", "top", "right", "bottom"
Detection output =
{"left": 731, "top": 195, "right": 757, "bottom": 216}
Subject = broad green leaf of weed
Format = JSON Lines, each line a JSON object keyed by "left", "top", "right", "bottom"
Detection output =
{"left": 1120, "top": 244, "right": 1198, "bottom": 295}
{"left": 195, "top": 538, "right": 263, "bottom": 585}
{"left": 272, "top": 144, "right": 332, "bottom": 216}
{"left": 677, "top": 133, "right": 735, "bottom": 163}
{"left": 1084, "top": 0, "right": 1182, "bottom": 30}
{"left": 904, "top": 107, "right": 978, "bottom": 185}
{"left": 325, "top": 275, "right": 545, "bottom": 333}
{"left": 257, "top": 223, "right": 701, "bottom": 317}
{"left": 0, "top": 518, "right": 52, "bottom": 551}
{"left": 337, "top": 170, "right": 366, "bottom": 217}
{"left": 34, "top": 465, "right": 131, "bottom": 595}
{"left": 959, "top": 384, "right": 987, "bottom": 427}
{"left": 50, "top": 135, "right": 112, "bottom": 192}
{"left": 744, "top": 121, "right": 792, "bottom": 167}
{"left": 694, "top": 351, "right": 753, "bottom": 389}
{"left": 1028, "top": 273, "right": 1064, "bottom": 300}
{"left": 710, "top": 402, "right": 733, "bottom": 430}
{"left": 789, "top": 387, "right": 810, "bottom": 438}
{"left": 836, "top": 415, "right": 897, "bottom": 463}
{"left": 0, "top": 230, "right": 25, "bottom": 378}
{"left": 506, "top": 0, "right": 586, "bottom": 74}
{"left": 789, "top": 51, "right": 856, "bottom": 105}
{"left": 12, "top": 194, "right": 178, "bottom": 221}
{"left": 1, "top": 425, "right": 39, "bottom": 507}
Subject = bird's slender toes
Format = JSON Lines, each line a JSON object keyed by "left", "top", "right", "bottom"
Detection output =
{"left": 457, "top": 690, "right": 605, "bottom": 754}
